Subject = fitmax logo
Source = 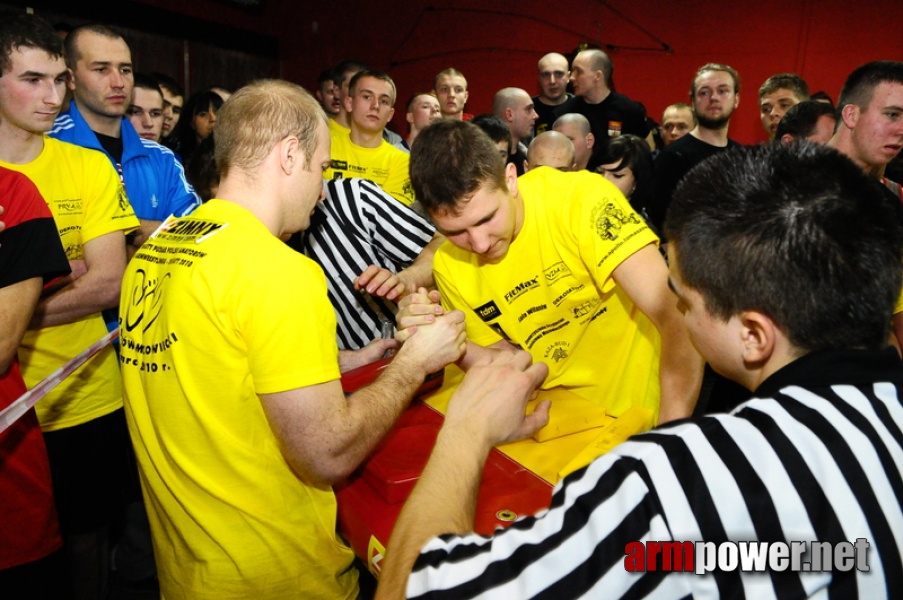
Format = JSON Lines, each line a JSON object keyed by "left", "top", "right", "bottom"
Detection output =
{"left": 504, "top": 277, "right": 539, "bottom": 303}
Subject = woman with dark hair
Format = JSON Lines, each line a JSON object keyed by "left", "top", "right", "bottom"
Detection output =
{"left": 596, "top": 134, "right": 655, "bottom": 228}
{"left": 166, "top": 90, "right": 224, "bottom": 163}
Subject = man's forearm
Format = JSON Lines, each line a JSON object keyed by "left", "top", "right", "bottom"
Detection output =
{"left": 397, "top": 234, "right": 444, "bottom": 293}
{"left": 377, "top": 424, "right": 488, "bottom": 599}
{"left": 30, "top": 268, "right": 121, "bottom": 328}
{"left": 657, "top": 317, "right": 704, "bottom": 423}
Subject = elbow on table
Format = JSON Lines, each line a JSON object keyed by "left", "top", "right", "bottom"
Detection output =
{"left": 286, "top": 452, "right": 360, "bottom": 488}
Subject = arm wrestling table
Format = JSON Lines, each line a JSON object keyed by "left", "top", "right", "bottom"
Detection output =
{"left": 336, "top": 361, "right": 654, "bottom": 578}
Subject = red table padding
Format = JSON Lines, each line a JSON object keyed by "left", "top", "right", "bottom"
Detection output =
{"left": 336, "top": 362, "right": 553, "bottom": 577}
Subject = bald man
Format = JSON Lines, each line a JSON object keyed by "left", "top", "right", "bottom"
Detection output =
{"left": 553, "top": 113, "right": 595, "bottom": 171}
{"left": 493, "top": 87, "right": 538, "bottom": 176}
{"left": 533, "top": 52, "right": 572, "bottom": 135}
{"left": 525, "top": 131, "right": 576, "bottom": 171}
{"left": 660, "top": 103, "right": 696, "bottom": 146}
{"left": 553, "top": 48, "right": 649, "bottom": 169}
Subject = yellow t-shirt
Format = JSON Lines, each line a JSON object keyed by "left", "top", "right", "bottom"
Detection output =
{"left": 2, "top": 137, "right": 137, "bottom": 431}
{"left": 325, "top": 127, "right": 415, "bottom": 206}
{"left": 434, "top": 167, "right": 662, "bottom": 419}
{"left": 119, "top": 200, "right": 356, "bottom": 599}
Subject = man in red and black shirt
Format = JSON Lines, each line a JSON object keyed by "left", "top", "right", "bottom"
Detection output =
{"left": 0, "top": 167, "right": 70, "bottom": 593}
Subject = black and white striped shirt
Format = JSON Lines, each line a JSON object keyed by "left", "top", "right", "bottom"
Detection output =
{"left": 291, "top": 178, "right": 435, "bottom": 350}
{"left": 408, "top": 348, "right": 903, "bottom": 599}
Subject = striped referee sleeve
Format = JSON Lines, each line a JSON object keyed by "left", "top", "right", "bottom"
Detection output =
{"left": 406, "top": 378, "right": 903, "bottom": 599}
{"left": 297, "top": 178, "right": 435, "bottom": 349}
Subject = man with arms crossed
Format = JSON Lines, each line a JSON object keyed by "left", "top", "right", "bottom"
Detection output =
{"left": 0, "top": 167, "right": 69, "bottom": 595}
{"left": 379, "top": 142, "right": 903, "bottom": 599}
{"left": 52, "top": 24, "right": 198, "bottom": 253}
{"left": 400, "top": 120, "right": 702, "bottom": 424}
{"left": 119, "top": 80, "right": 465, "bottom": 599}
{"left": 0, "top": 13, "right": 139, "bottom": 597}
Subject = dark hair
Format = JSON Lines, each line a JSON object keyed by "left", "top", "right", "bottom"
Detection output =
{"left": 775, "top": 101, "right": 836, "bottom": 140}
{"left": 598, "top": 134, "right": 654, "bottom": 218}
{"left": 64, "top": 23, "right": 125, "bottom": 69}
{"left": 0, "top": 10, "right": 63, "bottom": 76}
{"left": 332, "top": 59, "right": 368, "bottom": 85}
{"left": 317, "top": 66, "right": 335, "bottom": 87}
{"left": 665, "top": 142, "right": 903, "bottom": 352}
{"left": 167, "top": 89, "right": 224, "bottom": 162}
{"left": 470, "top": 114, "right": 511, "bottom": 146}
{"left": 133, "top": 72, "right": 163, "bottom": 95}
{"left": 758, "top": 73, "right": 810, "bottom": 101}
{"left": 838, "top": 60, "right": 903, "bottom": 111}
{"left": 186, "top": 134, "right": 219, "bottom": 202}
{"left": 410, "top": 119, "right": 507, "bottom": 214}
{"left": 151, "top": 72, "right": 183, "bottom": 98}
{"left": 810, "top": 91, "right": 834, "bottom": 108}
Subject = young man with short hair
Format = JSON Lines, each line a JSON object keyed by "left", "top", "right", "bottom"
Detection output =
{"left": 404, "top": 91, "right": 440, "bottom": 150}
{"left": 400, "top": 119, "right": 703, "bottom": 424}
{"left": 325, "top": 69, "right": 415, "bottom": 205}
{"left": 759, "top": 72, "right": 810, "bottom": 140}
{"left": 776, "top": 100, "right": 837, "bottom": 144}
{"left": 120, "top": 79, "right": 466, "bottom": 599}
{"left": 434, "top": 68, "right": 472, "bottom": 121}
{"left": 378, "top": 141, "right": 903, "bottom": 600}
{"left": 151, "top": 72, "right": 183, "bottom": 142}
{"left": 0, "top": 13, "right": 140, "bottom": 597}
{"left": 315, "top": 65, "right": 341, "bottom": 117}
{"left": 51, "top": 24, "right": 199, "bottom": 251}
{"left": 127, "top": 72, "right": 165, "bottom": 142}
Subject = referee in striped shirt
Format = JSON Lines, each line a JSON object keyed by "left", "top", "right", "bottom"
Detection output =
{"left": 377, "top": 141, "right": 903, "bottom": 599}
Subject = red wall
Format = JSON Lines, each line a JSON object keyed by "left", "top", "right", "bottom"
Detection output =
{"left": 135, "top": 0, "right": 903, "bottom": 145}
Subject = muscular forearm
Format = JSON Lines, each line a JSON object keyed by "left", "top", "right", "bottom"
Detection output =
{"left": 656, "top": 316, "right": 704, "bottom": 423}
{"left": 397, "top": 234, "right": 444, "bottom": 293}
{"left": 377, "top": 424, "right": 488, "bottom": 599}
{"left": 455, "top": 339, "right": 518, "bottom": 371}
{"left": 29, "top": 268, "right": 121, "bottom": 329}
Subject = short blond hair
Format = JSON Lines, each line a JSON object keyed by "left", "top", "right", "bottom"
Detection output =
{"left": 215, "top": 79, "right": 326, "bottom": 178}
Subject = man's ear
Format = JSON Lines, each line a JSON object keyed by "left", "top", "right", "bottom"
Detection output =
{"left": 841, "top": 103, "right": 860, "bottom": 129}
{"left": 343, "top": 94, "right": 353, "bottom": 114}
{"left": 67, "top": 68, "right": 76, "bottom": 92}
{"left": 504, "top": 161, "right": 519, "bottom": 194}
{"left": 738, "top": 310, "right": 776, "bottom": 367}
{"left": 586, "top": 132, "right": 595, "bottom": 149}
{"left": 406, "top": 112, "right": 414, "bottom": 125}
{"left": 279, "top": 136, "right": 300, "bottom": 175}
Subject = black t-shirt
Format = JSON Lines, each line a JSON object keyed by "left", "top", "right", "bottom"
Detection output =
{"left": 552, "top": 92, "right": 649, "bottom": 169}
{"left": 651, "top": 134, "right": 742, "bottom": 233}
{"left": 532, "top": 94, "right": 571, "bottom": 136}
